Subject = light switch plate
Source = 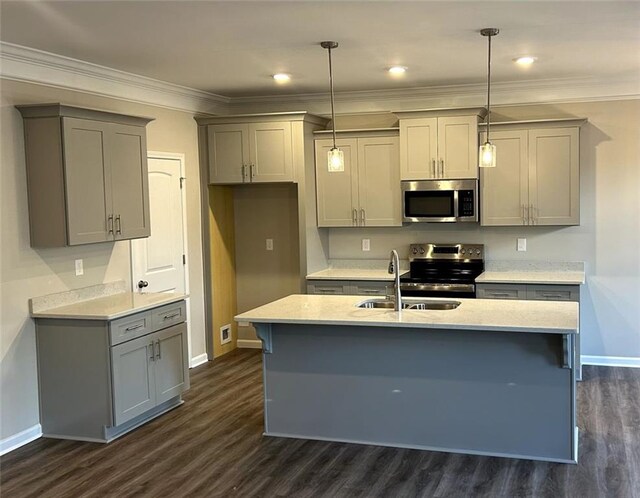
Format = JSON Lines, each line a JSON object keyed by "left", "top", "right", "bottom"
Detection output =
{"left": 266, "top": 238, "right": 274, "bottom": 251}
{"left": 362, "top": 239, "right": 370, "bottom": 251}
{"left": 517, "top": 238, "right": 527, "bottom": 252}
{"left": 75, "top": 259, "right": 84, "bottom": 276}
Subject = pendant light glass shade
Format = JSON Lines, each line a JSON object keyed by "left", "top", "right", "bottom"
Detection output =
{"left": 479, "top": 28, "right": 499, "bottom": 169}
{"left": 479, "top": 142, "right": 496, "bottom": 168}
{"left": 321, "top": 41, "right": 344, "bottom": 172}
{"left": 328, "top": 147, "right": 344, "bottom": 172}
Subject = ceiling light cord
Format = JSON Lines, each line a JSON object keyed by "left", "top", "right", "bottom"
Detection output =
{"left": 486, "top": 31, "right": 492, "bottom": 140}
{"left": 327, "top": 44, "right": 337, "bottom": 149}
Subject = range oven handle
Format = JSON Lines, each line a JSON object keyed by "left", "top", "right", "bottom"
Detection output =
{"left": 399, "top": 282, "right": 475, "bottom": 293}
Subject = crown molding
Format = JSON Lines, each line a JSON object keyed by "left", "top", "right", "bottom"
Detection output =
{"left": 0, "top": 42, "right": 230, "bottom": 114}
{"left": 1, "top": 41, "right": 638, "bottom": 117}
{"left": 228, "top": 76, "right": 640, "bottom": 114}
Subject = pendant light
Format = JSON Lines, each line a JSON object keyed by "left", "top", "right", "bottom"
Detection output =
{"left": 321, "top": 41, "right": 344, "bottom": 172}
{"left": 479, "top": 28, "right": 499, "bottom": 168}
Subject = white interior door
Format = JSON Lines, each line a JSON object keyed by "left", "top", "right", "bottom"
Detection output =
{"left": 131, "top": 155, "right": 186, "bottom": 294}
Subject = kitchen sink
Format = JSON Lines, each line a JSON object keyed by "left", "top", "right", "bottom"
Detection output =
{"left": 357, "top": 299, "right": 461, "bottom": 310}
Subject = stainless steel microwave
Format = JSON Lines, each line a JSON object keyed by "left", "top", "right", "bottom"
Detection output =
{"left": 402, "top": 179, "right": 478, "bottom": 223}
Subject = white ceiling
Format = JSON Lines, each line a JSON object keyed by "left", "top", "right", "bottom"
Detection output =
{"left": 1, "top": 1, "right": 639, "bottom": 98}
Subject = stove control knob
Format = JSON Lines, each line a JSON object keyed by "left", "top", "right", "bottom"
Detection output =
{"left": 461, "top": 249, "right": 466, "bottom": 255}
{"left": 476, "top": 249, "right": 481, "bottom": 255}
{"left": 419, "top": 247, "right": 425, "bottom": 254}
{"left": 412, "top": 247, "right": 418, "bottom": 255}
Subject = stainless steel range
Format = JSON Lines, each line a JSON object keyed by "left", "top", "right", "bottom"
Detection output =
{"left": 400, "top": 243, "right": 484, "bottom": 298}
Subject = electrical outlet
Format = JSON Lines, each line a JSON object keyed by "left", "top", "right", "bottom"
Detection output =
{"left": 220, "top": 324, "right": 232, "bottom": 345}
{"left": 362, "top": 239, "right": 370, "bottom": 252}
{"left": 517, "top": 238, "right": 527, "bottom": 252}
{"left": 75, "top": 259, "right": 84, "bottom": 276}
{"left": 266, "top": 238, "right": 274, "bottom": 251}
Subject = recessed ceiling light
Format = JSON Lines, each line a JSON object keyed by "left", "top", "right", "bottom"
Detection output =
{"left": 272, "top": 73, "right": 291, "bottom": 83}
{"left": 388, "top": 66, "right": 408, "bottom": 76}
{"left": 514, "top": 56, "right": 537, "bottom": 66}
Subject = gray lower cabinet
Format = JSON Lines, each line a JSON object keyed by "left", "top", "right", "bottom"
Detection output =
{"left": 307, "top": 280, "right": 391, "bottom": 296}
{"left": 36, "top": 300, "right": 189, "bottom": 442}
{"left": 477, "top": 283, "right": 582, "bottom": 379}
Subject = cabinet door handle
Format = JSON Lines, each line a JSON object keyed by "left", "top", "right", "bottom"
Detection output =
{"left": 524, "top": 205, "right": 530, "bottom": 225}
{"left": 163, "top": 312, "right": 180, "bottom": 321}
{"left": 521, "top": 205, "right": 525, "bottom": 225}
{"left": 149, "top": 343, "right": 155, "bottom": 362}
{"left": 155, "top": 339, "right": 161, "bottom": 360}
{"left": 440, "top": 159, "right": 445, "bottom": 178}
{"left": 353, "top": 208, "right": 358, "bottom": 226}
{"left": 241, "top": 164, "right": 246, "bottom": 181}
{"left": 530, "top": 204, "right": 536, "bottom": 225}
{"left": 360, "top": 209, "right": 365, "bottom": 226}
{"left": 125, "top": 323, "right": 144, "bottom": 332}
{"left": 432, "top": 159, "right": 436, "bottom": 178}
{"left": 115, "top": 215, "right": 122, "bottom": 234}
{"left": 107, "top": 215, "right": 114, "bottom": 234}
{"left": 250, "top": 164, "right": 255, "bottom": 180}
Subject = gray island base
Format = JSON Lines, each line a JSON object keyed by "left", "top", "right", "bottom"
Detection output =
{"left": 237, "top": 295, "right": 578, "bottom": 464}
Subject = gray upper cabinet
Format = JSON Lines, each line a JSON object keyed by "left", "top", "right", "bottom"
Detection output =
{"left": 395, "top": 108, "right": 486, "bottom": 181}
{"left": 315, "top": 132, "right": 401, "bottom": 228}
{"left": 17, "top": 104, "right": 153, "bottom": 247}
{"left": 481, "top": 120, "right": 583, "bottom": 226}
{"left": 206, "top": 120, "right": 293, "bottom": 184}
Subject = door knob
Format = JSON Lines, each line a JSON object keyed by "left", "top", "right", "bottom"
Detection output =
{"left": 138, "top": 280, "right": 149, "bottom": 289}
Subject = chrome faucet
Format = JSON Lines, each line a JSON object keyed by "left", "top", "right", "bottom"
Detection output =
{"left": 388, "top": 249, "right": 402, "bottom": 311}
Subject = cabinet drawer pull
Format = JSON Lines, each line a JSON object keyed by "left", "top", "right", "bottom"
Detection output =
{"left": 317, "top": 289, "right": 337, "bottom": 294}
{"left": 155, "top": 339, "right": 161, "bottom": 360}
{"left": 489, "top": 292, "right": 513, "bottom": 297}
{"left": 125, "top": 323, "right": 145, "bottom": 332}
{"left": 361, "top": 289, "right": 383, "bottom": 294}
{"left": 149, "top": 343, "right": 155, "bottom": 362}
{"left": 540, "top": 293, "right": 567, "bottom": 299}
{"left": 163, "top": 312, "right": 180, "bottom": 321}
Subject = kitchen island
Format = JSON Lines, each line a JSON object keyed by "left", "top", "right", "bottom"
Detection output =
{"left": 236, "top": 294, "right": 579, "bottom": 463}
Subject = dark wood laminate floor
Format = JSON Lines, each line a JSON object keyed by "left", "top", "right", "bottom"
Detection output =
{"left": 2, "top": 349, "right": 639, "bottom": 498}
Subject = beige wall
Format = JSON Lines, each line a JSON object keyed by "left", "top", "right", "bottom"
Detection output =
{"left": 326, "top": 100, "right": 640, "bottom": 359}
{"left": 234, "top": 184, "right": 300, "bottom": 341}
{"left": 0, "top": 79, "right": 207, "bottom": 441}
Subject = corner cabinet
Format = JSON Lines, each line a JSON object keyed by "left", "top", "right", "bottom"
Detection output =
{"left": 16, "top": 104, "right": 153, "bottom": 247}
{"left": 480, "top": 120, "right": 584, "bottom": 226}
{"left": 394, "top": 108, "right": 486, "bottom": 180}
{"left": 315, "top": 130, "right": 401, "bottom": 227}
{"left": 35, "top": 299, "right": 189, "bottom": 442}
{"left": 195, "top": 113, "right": 329, "bottom": 185}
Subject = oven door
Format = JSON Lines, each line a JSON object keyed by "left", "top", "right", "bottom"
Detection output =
{"left": 399, "top": 282, "right": 476, "bottom": 298}
{"left": 402, "top": 180, "right": 478, "bottom": 223}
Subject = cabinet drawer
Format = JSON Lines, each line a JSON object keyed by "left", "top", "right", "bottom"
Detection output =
{"left": 526, "top": 285, "right": 579, "bottom": 302}
{"left": 151, "top": 301, "right": 187, "bottom": 331}
{"left": 109, "top": 311, "right": 152, "bottom": 346}
{"left": 352, "top": 282, "right": 391, "bottom": 296}
{"left": 476, "top": 284, "right": 527, "bottom": 300}
{"left": 307, "top": 281, "right": 351, "bottom": 295}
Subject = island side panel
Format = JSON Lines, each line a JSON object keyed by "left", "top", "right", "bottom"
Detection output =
{"left": 261, "top": 323, "right": 576, "bottom": 463}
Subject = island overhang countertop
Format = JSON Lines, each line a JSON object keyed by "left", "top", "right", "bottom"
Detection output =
{"left": 235, "top": 294, "right": 578, "bottom": 335}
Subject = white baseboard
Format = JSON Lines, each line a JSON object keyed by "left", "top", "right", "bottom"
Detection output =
{"left": 581, "top": 355, "right": 640, "bottom": 368}
{"left": 237, "top": 339, "right": 262, "bottom": 349}
{"left": 190, "top": 353, "right": 209, "bottom": 368}
{"left": 0, "top": 424, "right": 42, "bottom": 456}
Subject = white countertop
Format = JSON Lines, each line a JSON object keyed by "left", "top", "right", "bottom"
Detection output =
{"left": 31, "top": 292, "right": 187, "bottom": 320}
{"left": 235, "top": 294, "right": 578, "bottom": 334}
{"left": 475, "top": 270, "right": 585, "bottom": 285}
{"left": 306, "top": 268, "right": 400, "bottom": 281}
